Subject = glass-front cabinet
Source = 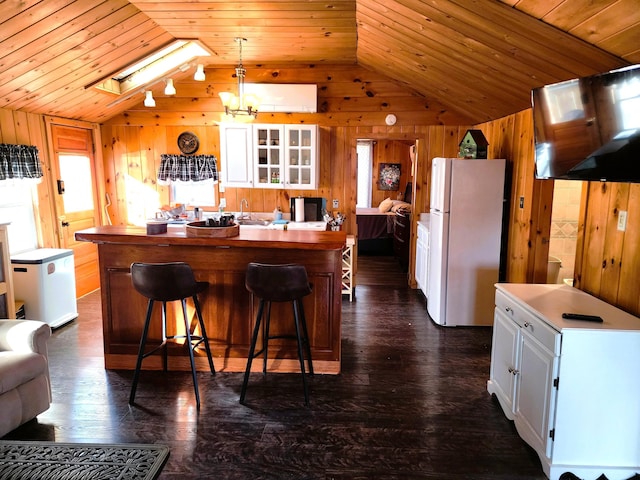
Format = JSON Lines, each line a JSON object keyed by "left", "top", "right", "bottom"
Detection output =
{"left": 254, "top": 125, "right": 283, "bottom": 187}
{"left": 285, "top": 125, "right": 317, "bottom": 189}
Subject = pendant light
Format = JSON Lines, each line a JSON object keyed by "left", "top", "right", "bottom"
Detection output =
{"left": 218, "top": 38, "right": 259, "bottom": 118}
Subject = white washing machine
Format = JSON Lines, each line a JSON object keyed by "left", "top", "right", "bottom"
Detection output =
{"left": 11, "top": 248, "right": 78, "bottom": 328}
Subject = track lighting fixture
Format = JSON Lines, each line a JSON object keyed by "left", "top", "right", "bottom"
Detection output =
{"left": 164, "top": 78, "right": 176, "bottom": 95}
{"left": 194, "top": 64, "right": 205, "bottom": 81}
{"left": 143, "top": 91, "right": 155, "bottom": 107}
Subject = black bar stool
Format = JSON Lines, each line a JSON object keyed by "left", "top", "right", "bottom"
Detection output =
{"left": 241, "top": 262, "right": 314, "bottom": 406}
{"left": 129, "top": 262, "right": 215, "bottom": 410}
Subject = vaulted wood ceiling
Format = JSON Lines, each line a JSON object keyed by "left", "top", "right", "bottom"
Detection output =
{"left": 1, "top": 0, "right": 638, "bottom": 124}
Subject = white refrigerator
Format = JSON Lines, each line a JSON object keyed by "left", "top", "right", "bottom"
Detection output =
{"left": 427, "top": 157, "right": 505, "bottom": 326}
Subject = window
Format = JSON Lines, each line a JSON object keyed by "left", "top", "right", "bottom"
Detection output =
{"left": 357, "top": 140, "right": 373, "bottom": 208}
{"left": 0, "top": 183, "right": 38, "bottom": 255}
{"left": 90, "top": 40, "right": 212, "bottom": 97}
{"left": 171, "top": 179, "right": 218, "bottom": 207}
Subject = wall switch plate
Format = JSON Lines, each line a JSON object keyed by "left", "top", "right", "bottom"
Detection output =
{"left": 333, "top": 199, "right": 339, "bottom": 209}
{"left": 618, "top": 210, "right": 627, "bottom": 231}
{"left": 219, "top": 198, "right": 226, "bottom": 208}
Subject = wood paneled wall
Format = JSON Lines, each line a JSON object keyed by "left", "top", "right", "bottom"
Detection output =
{"left": 479, "top": 109, "right": 640, "bottom": 318}
{"left": 4, "top": 63, "right": 639, "bottom": 317}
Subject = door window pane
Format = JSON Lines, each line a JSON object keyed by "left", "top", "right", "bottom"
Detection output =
{"left": 59, "top": 155, "right": 94, "bottom": 213}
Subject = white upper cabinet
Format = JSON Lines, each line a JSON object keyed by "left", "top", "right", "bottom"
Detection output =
{"left": 254, "top": 124, "right": 284, "bottom": 187}
{"left": 284, "top": 125, "right": 317, "bottom": 189}
{"left": 219, "top": 123, "right": 318, "bottom": 190}
{"left": 219, "top": 123, "right": 254, "bottom": 188}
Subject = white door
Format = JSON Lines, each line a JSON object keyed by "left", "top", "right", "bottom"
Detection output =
{"left": 220, "top": 124, "right": 253, "bottom": 187}
{"left": 427, "top": 211, "right": 448, "bottom": 325}
{"left": 430, "top": 157, "right": 451, "bottom": 213}
{"left": 517, "top": 331, "right": 559, "bottom": 458}
{"left": 285, "top": 125, "right": 317, "bottom": 189}
{"left": 489, "top": 308, "right": 521, "bottom": 416}
{"left": 415, "top": 223, "right": 425, "bottom": 293}
{"left": 254, "top": 124, "right": 284, "bottom": 187}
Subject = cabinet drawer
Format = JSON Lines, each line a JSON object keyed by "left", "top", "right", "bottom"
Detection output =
{"left": 495, "top": 290, "right": 560, "bottom": 355}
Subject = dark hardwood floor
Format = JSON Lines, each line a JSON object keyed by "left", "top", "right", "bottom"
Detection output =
{"left": 4, "top": 255, "right": 547, "bottom": 479}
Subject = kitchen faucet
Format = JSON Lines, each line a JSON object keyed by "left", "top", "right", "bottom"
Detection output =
{"left": 239, "top": 199, "right": 250, "bottom": 219}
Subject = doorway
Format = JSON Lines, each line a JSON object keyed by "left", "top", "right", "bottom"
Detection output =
{"left": 47, "top": 122, "right": 101, "bottom": 297}
{"left": 355, "top": 137, "right": 416, "bottom": 285}
{"left": 548, "top": 180, "right": 583, "bottom": 284}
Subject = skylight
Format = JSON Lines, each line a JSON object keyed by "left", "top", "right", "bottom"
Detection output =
{"left": 90, "top": 40, "right": 212, "bottom": 96}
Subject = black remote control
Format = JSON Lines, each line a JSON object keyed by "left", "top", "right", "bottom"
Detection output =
{"left": 562, "top": 313, "right": 603, "bottom": 323}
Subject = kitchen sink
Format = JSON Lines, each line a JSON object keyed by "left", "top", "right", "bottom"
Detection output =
{"left": 236, "top": 218, "right": 271, "bottom": 226}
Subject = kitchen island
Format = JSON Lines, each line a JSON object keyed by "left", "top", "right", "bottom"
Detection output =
{"left": 75, "top": 225, "right": 346, "bottom": 374}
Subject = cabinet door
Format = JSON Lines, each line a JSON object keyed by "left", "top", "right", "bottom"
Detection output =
{"left": 254, "top": 125, "right": 284, "bottom": 188}
{"left": 220, "top": 124, "right": 253, "bottom": 187}
{"left": 489, "top": 308, "right": 520, "bottom": 418}
{"left": 516, "top": 330, "right": 559, "bottom": 459}
{"left": 284, "top": 125, "right": 317, "bottom": 189}
{"left": 415, "top": 225, "right": 425, "bottom": 293}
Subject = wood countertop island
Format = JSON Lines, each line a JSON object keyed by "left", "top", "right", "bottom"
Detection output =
{"left": 76, "top": 225, "right": 346, "bottom": 374}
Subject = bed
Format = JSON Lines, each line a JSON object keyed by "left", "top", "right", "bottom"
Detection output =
{"left": 357, "top": 199, "right": 411, "bottom": 255}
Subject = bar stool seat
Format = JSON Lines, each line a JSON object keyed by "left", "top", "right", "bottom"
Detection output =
{"left": 241, "top": 262, "right": 314, "bottom": 406}
{"left": 129, "top": 261, "right": 215, "bottom": 410}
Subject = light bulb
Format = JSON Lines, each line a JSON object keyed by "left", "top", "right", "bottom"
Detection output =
{"left": 143, "top": 91, "right": 155, "bottom": 107}
{"left": 164, "top": 79, "right": 176, "bottom": 95}
{"left": 194, "top": 64, "right": 205, "bottom": 81}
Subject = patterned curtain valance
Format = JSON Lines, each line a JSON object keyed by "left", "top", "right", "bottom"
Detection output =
{"left": 0, "top": 144, "right": 43, "bottom": 181}
{"left": 157, "top": 154, "right": 218, "bottom": 185}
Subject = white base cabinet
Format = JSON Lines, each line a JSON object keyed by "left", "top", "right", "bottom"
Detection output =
{"left": 415, "top": 221, "right": 429, "bottom": 297}
{"left": 488, "top": 283, "right": 640, "bottom": 480}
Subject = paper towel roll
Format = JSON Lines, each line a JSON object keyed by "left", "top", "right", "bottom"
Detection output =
{"left": 294, "top": 197, "right": 305, "bottom": 222}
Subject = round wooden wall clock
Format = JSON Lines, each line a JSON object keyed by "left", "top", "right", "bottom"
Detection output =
{"left": 177, "top": 131, "right": 199, "bottom": 155}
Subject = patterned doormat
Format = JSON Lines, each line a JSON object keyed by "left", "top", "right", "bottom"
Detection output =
{"left": 0, "top": 441, "right": 169, "bottom": 480}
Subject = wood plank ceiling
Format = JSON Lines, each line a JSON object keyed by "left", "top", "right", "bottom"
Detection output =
{"left": 1, "top": 0, "right": 638, "bottom": 124}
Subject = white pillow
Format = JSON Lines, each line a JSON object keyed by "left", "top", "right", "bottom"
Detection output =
{"left": 378, "top": 197, "right": 393, "bottom": 212}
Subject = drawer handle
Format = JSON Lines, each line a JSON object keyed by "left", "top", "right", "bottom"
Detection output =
{"left": 508, "top": 367, "right": 520, "bottom": 376}
{"left": 505, "top": 307, "right": 513, "bottom": 314}
{"left": 524, "top": 321, "right": 531, "bottom": 328}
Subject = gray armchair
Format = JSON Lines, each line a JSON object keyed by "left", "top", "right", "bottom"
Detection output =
{"left": 0, "top": 319, "right": 52, "bottom": 437}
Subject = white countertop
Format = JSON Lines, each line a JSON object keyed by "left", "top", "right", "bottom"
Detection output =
{"left": 496, "top": 283, "right": 640, "bottom": 332}
{"left": 167, "top": 220, "right": 328, "bottom": 232}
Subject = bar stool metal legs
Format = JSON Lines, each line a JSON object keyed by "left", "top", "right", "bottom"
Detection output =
{"left": 129, "top": 262, "right": 215, "bottom": 410}
{"left": 241, "top": 262, "right": 314, "bottom": 406}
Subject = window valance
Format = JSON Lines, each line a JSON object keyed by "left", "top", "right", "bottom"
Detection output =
{"left": 157, "top": 154, "right": 218, "bottom": 185}
{"left": 0, "top": 144, "right": 43, "bottom": 182}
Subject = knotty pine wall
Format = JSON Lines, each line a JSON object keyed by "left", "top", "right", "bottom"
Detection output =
{"left": 479, "top": 109, "right": 640, "bottom": 317}
{"left": 100, "top": 65, "right": 472, "bottom": 281}
{"left": 3, "top": 61, "right": 639, "bottom": 316}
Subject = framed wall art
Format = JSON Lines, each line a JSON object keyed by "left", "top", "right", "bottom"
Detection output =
{"left": 378, "top": 163, "right": 401, "bottom": 191}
